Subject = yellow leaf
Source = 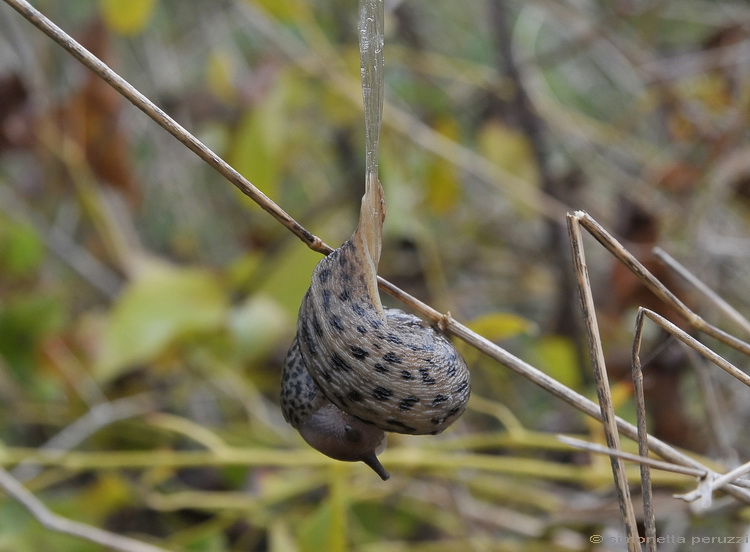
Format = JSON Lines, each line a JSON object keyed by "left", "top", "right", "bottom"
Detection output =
{"left": 206, "top": 51, "right": 236, "bottom": 104}
{"left": 477, "top": 121, "right": 539, "bottom": 215}
{"left": 467, "top": 312, "right": 535, "bottom": 342}
{"left": 101, "top": 0, "right": 156, "bottom": 36}
{"left": 535, "top": 335, "right": 582, "bottom": 390}
{"left": 250, "top": 0, "right": 296, "bottom": 21}
{"left": 610, "top": 381, "right": 633, "bottom": 409}
{"left": 477, "top": 121, "right": 538, "bottom": 182}
{"left": 424, "top": 118, "right": 461, "bottom": 214}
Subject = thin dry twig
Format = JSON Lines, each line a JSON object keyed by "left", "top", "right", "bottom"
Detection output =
{"left": 632, "top": 306, "right": 750, "bottom": 514}
{"left": 654, "top": 246, "right": 750, "bottom": 338}
{"left": 577, "top": 212, "right": 750, "bottom": 356}
{"left": 557, "top": 436, "right": 706, "bottom": 479}
{"left": 567, "top": 213, "right": 639, "bottom": 549}
{"left": 634, "top": 308, "right": 750, "bottom": 388}
{"left": 0, "top": 467, "right": 169, "bottom": 552}
{"left": 631, "top": 310, "right": 657, "bottom": 550}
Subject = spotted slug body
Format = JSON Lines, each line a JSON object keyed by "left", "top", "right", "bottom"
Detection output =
{"left": 280, "top": 174, "right": 470, "bottom": 479}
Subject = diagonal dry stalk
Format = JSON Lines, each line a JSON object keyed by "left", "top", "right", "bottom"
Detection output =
{"left": 4, "top": 0, "right": 750, "bottom": 549}
{"left": 631, "top": 308, "right": 750, "bottom": 549}
{"left": 567, "top": 211, "right": 750, "bottom": 549}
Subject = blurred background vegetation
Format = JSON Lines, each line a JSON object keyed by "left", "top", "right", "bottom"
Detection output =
{"left": 1, "top": 0, "right": 750, "bottom": 550}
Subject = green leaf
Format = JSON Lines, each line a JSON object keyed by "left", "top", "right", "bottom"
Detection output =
{"left": 227, "top": 70, "right": 298, "bottom": 206}
{"left": 101, "top": 0, "right": 156, "bottom": 35}
{"left": 298, "top": 497, "right": 346, "bottom": 552}
{"left": 0, "top": 295, "right": 64, "bottom": 383}
{"left": 0, "top": 220, "right": 44, "bottom": 279}
{"left": 96, "top": 264, "right": 228, "bottom": 381}
{"left": 534, "top": 335, "right": 582, "bottom": 390}
{"left": 257, "top": 242, "right": 321, "bottom": 316}
{"left": 251, "top": 0, "right": 298, "bottom": 22}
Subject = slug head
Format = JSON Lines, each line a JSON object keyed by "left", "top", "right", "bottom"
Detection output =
{"left": 298, "top": 403, "right": 390, "bottom": 480}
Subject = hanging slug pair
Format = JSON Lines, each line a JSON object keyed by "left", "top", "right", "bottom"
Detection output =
{"left": 279, "top": 0, "right": 470, "bottom": 480}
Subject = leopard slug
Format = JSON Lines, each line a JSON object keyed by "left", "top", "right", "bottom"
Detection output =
{"left": 279, "top": 0, "right": 470, "bottom": 480}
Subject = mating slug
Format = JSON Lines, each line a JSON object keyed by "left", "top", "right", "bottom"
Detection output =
{"left": 279, "top": 0, "right": 469, "bottom": 480}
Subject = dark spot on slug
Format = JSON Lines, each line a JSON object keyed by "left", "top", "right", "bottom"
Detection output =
{"left": 387, "top": 419, "right": 416, "bottom": 432}
{"left": 339, "top": 289, "right": 350, "bottom": 301}
{"left": 372, "top": 386, "right": 393, "bottom": 401}
{"left": 331, "top": 353, "right": 352, "bottom": 372}
{"left": 333, "top": 391, "right": 346, "bottom": 405}
{"left": 352, "top": 303, "right": 366, "bottom": 316}
{"left": 447, "top": 406, "right": 462, "bottom": 417}
{"left": 374, "top": 363, "right": 389, "bottom": 374}
{"left": 432, "top": 394, "right": 449, "bottom": 405}
{"left": 419, "top": 367, "right": 436, "bottom": 385}
{"left": 318, "top": 268, "right": 331, "bottom": 284}
{"left": 385, "top": 333, "right": 403, "bottom": 345}
{"left": 446, "top": 361, "right": 458, "bottom": 377}
{"left": 300, "top": 324, "right": 317, "bottom": 355}
{"left": 401, "top": 370, "right": 412, "bottom": 379}
{"left": 399, "top": 396, "right": 420, "bottom": 411}
{"left": 350, "top": 346, "right": 369, "bottom": 359}
{"left": 455, "top": 379, "right": 469, "bottom": 393}
{"left": 322, "top": 289, "right": 332, "bottom": 311}
{"left": 330, "top": 314, "right": 345, "bottom": 332}
{"left": 311, "top": 314, "right": 323, "bottom": 337}
{"left": 383, "top": 352, "right": 402, "bottom": 364}
{"left": 356, "top": 325, "right": 368, "bottom": 335}
{"left": 348, "top": 390, "right": 363, "bottom": 402}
